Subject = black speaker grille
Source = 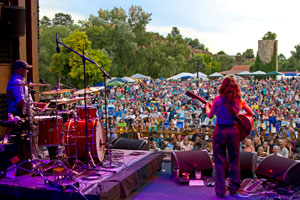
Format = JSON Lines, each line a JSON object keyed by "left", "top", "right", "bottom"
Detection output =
{"left": 0, "top": 93, "right": 8, "bottom": 120}
{"left": 0, "top": 40, "right": 13, "bottom": 63}
{"left": 113, "top": 138, "right": 146, "bottom": 150}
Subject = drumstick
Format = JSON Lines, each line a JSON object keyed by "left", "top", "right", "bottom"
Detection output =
{"left": 41, "top": 102, "right": 50, "bottom": 113}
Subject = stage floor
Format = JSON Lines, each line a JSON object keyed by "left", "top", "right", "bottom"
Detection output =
{"left": 0, "top": 150, "right": 163, "bottom": 200}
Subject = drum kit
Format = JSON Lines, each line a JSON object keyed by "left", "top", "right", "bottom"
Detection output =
{"left": 10, "top": 82, "right": 107, "bottom": 174}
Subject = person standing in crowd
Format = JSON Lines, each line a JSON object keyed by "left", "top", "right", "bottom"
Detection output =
{"left": 6, "top": 60, "right": 32, "bottom": 117}
{"left": 206, "top": 75, "right": 253, "bottom": 198}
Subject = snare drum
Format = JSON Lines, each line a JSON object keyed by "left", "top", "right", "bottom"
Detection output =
{"left": 76, "top": 105, "right": 97, "bottom": 119}
{"left": 64, "top": 119, "right": 105, "bottom": 162}
{"left": 35, "top": 116, "right": 62, "bottom": 146}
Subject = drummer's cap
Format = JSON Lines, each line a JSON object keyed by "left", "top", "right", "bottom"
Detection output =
{"left": 12, "top": 60, "right": 32, "bottom": 70}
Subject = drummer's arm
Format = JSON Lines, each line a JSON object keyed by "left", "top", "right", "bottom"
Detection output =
{"left": 18, "top": 99, "right": 27, "bottom": 115}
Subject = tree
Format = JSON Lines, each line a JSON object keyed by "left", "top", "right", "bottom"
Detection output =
{"left": 216, "top": 54, "right": 234, "bottom": 71}
{"left": 217, "top": 51, "right": 226, "bottom": 55}
{"left": 171, "top": 27, "right": 180, "bottom": 37}
{"left": 52, "top": 13, "right": 74, "bottom": 26}
{"left": 98, "top": 7, "right": 127, "bottom": 23}
{"left": 278, "top": 53, "right": 286, "bottom": 61}
{"left": 40, "top": 16, "right": 52, "bottom": 27}
{"left": 291, "top": 43, "right": 300, "bottom": 60}
{"left": 39, "top": 25, "right": 72, "bottom": 87}
{"left": 242, "top": 49, "right": 254, "bottom": 59}
{"left": 235, "top": 52, "right": 244, "bottom": 65}
{"left": 50, "top": 31, "right": 111, "bottom": 88}
{"left": 262, "top": 31, "right": 277, "bottom": 40}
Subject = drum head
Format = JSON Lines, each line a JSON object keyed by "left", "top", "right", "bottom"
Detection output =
{"left": 96, "top": 120, "right": 105, "bottom": 162}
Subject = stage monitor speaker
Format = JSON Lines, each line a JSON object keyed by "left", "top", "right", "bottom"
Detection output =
{"left": 225, "top": 151, "right": 257, "bottom": 179}
{"left": 171, "top": 150, "right": 213, "bottom": 177}
{"left": 1, "top": 6, "right": 26, "bottom": 37}
{"left": 255, "top": 155, "right": 300, "bottom": 187}
{"left": 240, "top": 151, "right": 257, "bottom": 179}
{"left": 112, "top": 138, "right": 147, "bottom": 150}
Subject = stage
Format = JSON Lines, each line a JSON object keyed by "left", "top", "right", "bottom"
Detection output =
{"left": 0, "top": 150, "right": 163, "bottom": 200}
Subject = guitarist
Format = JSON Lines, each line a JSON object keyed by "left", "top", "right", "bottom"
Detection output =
{"left": 205, "top": 75, "right": 253, "bottom": 198}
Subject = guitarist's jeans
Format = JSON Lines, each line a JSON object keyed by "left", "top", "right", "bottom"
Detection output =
{"left": 213, "top": 124, "right": 240, "bottom": 197}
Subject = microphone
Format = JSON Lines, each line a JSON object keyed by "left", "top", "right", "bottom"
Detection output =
{"left": 56, "top": 33, "right": 60, "bottom": 53}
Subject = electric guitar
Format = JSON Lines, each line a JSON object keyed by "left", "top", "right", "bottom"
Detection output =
{"left": 185, "top": 91, "right": 253, "bottom": 141}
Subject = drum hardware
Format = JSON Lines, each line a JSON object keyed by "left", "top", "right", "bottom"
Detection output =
{"left": 70, "top": 111, "right": 85, "bottom": 169}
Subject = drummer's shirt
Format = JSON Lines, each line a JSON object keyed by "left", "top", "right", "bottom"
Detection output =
{"left": 6, "top": 73, "right": 32, "bottom": 115}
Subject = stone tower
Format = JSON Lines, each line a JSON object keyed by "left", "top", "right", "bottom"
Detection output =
{"left": 257, "top": 40, "right": 278, "bottom": 71}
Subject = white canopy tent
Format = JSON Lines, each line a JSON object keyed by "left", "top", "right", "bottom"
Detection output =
{"left": 209, "top": 72, "right": 224, "bottom": 78}
{"left": 238, "top": 71, "right": 252, "bottom": 76}
{"left": 192, "top": 72, "right": 207, "bottom": 78}
{"left": 167, "top": 72, "right": 194, "bottom": 80}
{"left": 252, "top": 70, "right": 266, "bottom": 76}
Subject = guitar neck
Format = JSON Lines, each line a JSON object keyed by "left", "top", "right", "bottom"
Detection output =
{"left": 185, "top": 91, "right": 207, "bottom": 104}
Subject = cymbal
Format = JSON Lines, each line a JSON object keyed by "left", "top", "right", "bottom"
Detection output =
{"left": 9, "top": 83, "right": 51, "bottom": 87}
{"left": 50, "top": 96, "right": 95, "bottom": 105}
{"left": 41, "top": 89, "right": 75, "bottom": 95}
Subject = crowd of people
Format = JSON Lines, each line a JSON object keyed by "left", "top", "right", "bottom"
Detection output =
{"left": 95, "top": 76, "right": 300, "bottom": 161}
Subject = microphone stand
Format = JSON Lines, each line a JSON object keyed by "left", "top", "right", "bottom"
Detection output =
{"left": 56, "top": 34, "right": 101, "bottom": 168}
{"left": 84, "top": 51, "right": 120, "bottom": 168}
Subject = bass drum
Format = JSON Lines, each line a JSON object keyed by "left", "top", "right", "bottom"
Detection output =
{"left": 64, "top": 119, "right": 105, "bottom": 162}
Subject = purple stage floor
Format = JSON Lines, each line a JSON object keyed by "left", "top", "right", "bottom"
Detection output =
{"left": 0, "top": 150, "right": 163, "bottom": 200}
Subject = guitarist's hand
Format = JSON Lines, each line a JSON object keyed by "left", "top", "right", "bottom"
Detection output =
{"left": 205, "top": 101, "right": 212, "bottom": 109}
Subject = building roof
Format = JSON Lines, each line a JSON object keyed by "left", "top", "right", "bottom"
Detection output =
{"left": 220, "top": 65, "right": 251, "bottom": 75}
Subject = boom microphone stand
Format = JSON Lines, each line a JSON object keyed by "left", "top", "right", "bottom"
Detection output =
{"left": 56, "top": 33, "right": 103, "bottom": 168}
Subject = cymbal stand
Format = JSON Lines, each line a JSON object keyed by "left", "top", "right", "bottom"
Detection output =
{"left": 71, "top": 110, "right": 84, "bottom": 168}
{"left": 42, "top": 87, "right": 76, "bottom": 174}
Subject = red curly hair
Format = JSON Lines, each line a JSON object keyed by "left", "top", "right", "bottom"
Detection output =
{"left": 219, "top": 75, "right": 241, "bottom": 105}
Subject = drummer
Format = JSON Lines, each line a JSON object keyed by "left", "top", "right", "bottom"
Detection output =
{"left": 6, "top": 60, "right": 33, "bottom": 117}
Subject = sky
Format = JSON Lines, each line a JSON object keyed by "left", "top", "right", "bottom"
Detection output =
{"left": 39, "top": 0, "right": 300, "bottom": 57}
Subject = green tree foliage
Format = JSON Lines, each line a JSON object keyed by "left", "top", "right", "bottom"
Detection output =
{"left": 262, "top": 31, "right": 277, "bottom": 40}
{"left": 216, "top": 53, "right": 235, "bottom": 71}
{"left": 185, "top": 38, "right": 206, "bottom": 50}
{"left": 200, "top": 54, "right": 221, "bottom": 75}
{"left": 52, "top": 13, "right": 74, "bottom": 26}
{"left": 40, "top": 16, "right": 52, "bottom": 27}
{"left": 242, "top": 49, "right": 254, "bottom": 59}
{"left": 50, "top": 31, "right": 111, "bottom": 88}
{"left": 279, "top": 44, "right": 300, "bottom": 72}
{"left": 98, "top": 7, "right": 127, "bottom": 23}
{"left": 39, "top": 25, "right": 72, "bottom": 87}
{"left": 235, "top": 52, "right": 244, "bottom": 65}
{"left": 278, "top": 53, "right": 286, "bottom": 61}
{"left": 171, "top": 27, "right": 180, "bottom": 37}
{"left": 40, "top": 7, "right": 212, "bottom": 84}
{"left": 291, "top": 43, "right": 300, "bottom": 60}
